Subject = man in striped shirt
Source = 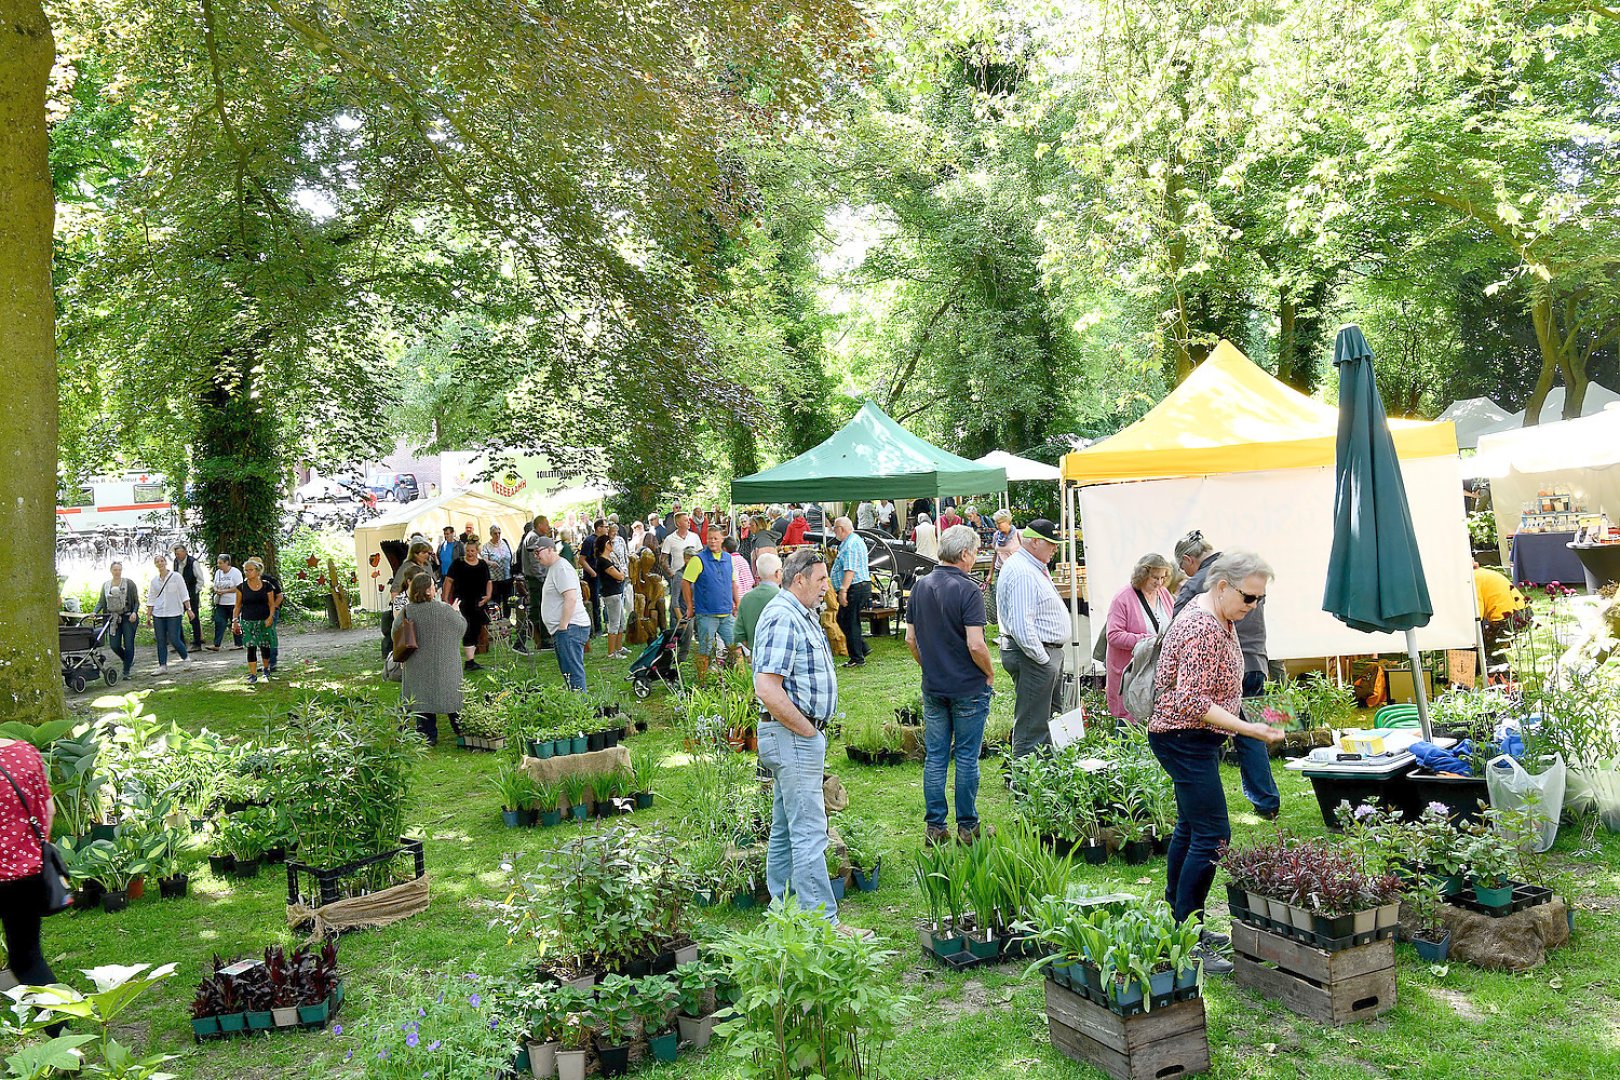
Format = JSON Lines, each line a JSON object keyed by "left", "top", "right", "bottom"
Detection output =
{"left": 996, "top": 518, "right": 1070, "bottom": 756}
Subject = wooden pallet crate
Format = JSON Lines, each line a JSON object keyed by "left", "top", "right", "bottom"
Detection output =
{"left": 1231, "top": 921, "right": 1396, "bottom": 1026}
{"left": 1044, "top": 980, "right": 1210, "bottom": 1080}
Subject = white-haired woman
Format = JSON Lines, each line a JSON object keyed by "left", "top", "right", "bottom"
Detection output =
{"left": 231, "top": 558, "right": 282, "bottom": 685}
{"left": 1148, "top": 552, "right": 1284, "bottom": 973}
{"left": 912, "top": 511, "right": 939, "bottom": 560}
{"left": 1104, "top": 553, "right": 1174, "bottom": 719}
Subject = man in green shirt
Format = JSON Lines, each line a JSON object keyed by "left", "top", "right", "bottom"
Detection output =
{"left": 736, "top": 550, "right": 783, "bottom": 657}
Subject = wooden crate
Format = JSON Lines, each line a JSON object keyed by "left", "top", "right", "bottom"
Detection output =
{"left": 1231, "top": 922, "right": 1396, "bottom": 1026}
{"left": 1044, "top": 980, "right": 1209, "bottom": 1080}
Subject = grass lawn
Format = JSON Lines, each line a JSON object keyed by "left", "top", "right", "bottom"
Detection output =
{"left": 16, "top": 623, "right": 1620, "bottom": 1079}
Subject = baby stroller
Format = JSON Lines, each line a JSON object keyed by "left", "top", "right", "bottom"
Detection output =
{"left": 60, "top": 613, "right": 120, "bottom": 693}
{"left": 628, "top": 619, "right": 686, "bottom": 699}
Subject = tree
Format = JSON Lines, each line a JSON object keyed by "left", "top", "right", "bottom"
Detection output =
{"left": 0, "top": 0, "right": 62, "bottom": 724}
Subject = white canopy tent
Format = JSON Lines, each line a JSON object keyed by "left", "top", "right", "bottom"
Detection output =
{"left": 1464, "top": 409, "right": 1620, "bottom": 560}
{"left": 351, "top": 489, "right": 533, "bottom": 612}
{"left": 973, "top": 450, "right": 1061, "bottom": 483}
{"left": 1437, "top": 396, "right": 1512, "bottom": 450}
{"left": 1465, "top": 382, "right": 1620, "bottom": 446}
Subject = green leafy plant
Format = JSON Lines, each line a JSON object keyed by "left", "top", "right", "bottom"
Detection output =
{"left": 490, "top": 761, "right": 532, "bottom": 812}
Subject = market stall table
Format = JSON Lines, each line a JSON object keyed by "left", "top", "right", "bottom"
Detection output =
{"left": 1508, "top": 531, "right": 1586, "bottom": 588}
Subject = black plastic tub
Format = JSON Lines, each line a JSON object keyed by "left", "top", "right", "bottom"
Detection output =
{"left": 1302, "top": 765, "right": 1416, "bottom": 829}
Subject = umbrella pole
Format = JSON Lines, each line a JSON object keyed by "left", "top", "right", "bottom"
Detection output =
{"left": 1404, "top": 628, "right": 1433, "bottom": 741}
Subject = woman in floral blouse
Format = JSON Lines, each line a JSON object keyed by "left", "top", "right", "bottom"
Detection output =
{"left": 1148, "top": 551, "right": 1284, "bottom": 974}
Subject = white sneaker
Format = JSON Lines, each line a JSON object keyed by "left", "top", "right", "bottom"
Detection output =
{"left": 155, "top": 666, "right": 169, "bottom": 675}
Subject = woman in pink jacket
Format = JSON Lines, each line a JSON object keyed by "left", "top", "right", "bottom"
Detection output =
{"left": 1104, "top": 553, "right": 1175, "bottom": 718}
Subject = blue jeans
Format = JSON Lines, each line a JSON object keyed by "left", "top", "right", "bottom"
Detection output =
{"left": 923, "top": 689, "right": 991, "bottom": 830}
{"left": 552, "top": 624, "right": 588, "bottom": 690}
{"left": 109, "top": 614, "right": 138, "bottom": 676}
{"left": 153, "top": 615, "right": 189, "bottom": 667}
{"left": 1236, "top": 670, "right": 1281, "bottom": 814}
{"left": 1148, "top": 728, "right": 1231, "bottom": 924}
{"left": 694, "top": 613, "right": 735, "bottom": 656}
{"left": 757, "top": 721, "right": 838, "bottom": 923}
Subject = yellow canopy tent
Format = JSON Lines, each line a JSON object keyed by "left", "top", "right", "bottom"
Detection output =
{"left": 1060, "top": 340, "right": 1475, "bottom": 664}
{"left": 1062, "top": 341, "right": 1457, "bottom": 485}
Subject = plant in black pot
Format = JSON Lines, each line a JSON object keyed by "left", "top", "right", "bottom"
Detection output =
{"left": 219, "top": 808, "right": 272, "bottom": 878}
{"left": 82, "top": 837, "right": 144, "bottom": 913}
{"left": 590, "top": 973, "right": 637, "bottom": 1078}
{"left": 58, "top": 834, "right": 114, "bottom": 908}
{"left": 561, "top": 773, "right": 591, "bottom": 821}
{"left": 151, "top": 819, "right": 199, "bottom": 900}
{"left": 1119, "top": 814, "right": 1154, "bottom": 865}
{"left": 590, "top": 770, "right": 621, "bottom": 817}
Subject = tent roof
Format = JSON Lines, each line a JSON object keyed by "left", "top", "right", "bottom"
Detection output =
{"left": 1437, "top": 397, "right": 1511, "bottom": 450}
{"left": 731, "top": 400, "right": 1006, "bottom": 501}
{"left": 1466, "top": 382, "right": 1620, "bottom": 446}
{"left": 1061, "top": 340, "right": 1457, "bottom": 485}
{"left": 1465, "top": 408, "right": 1620, "bottom": 479}
{"left": 356, "top": 488, "right": 532, "bottom": 535}
{"left": 974, "top": 450, "right": 1061, "bottom": 483}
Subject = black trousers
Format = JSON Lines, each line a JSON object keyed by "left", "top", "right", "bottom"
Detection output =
{"left": 186, "top": 590, "right": 203, "bottom": 646}
{"left": 0, "top": 874, "right": 56, "bottom": 987}
{"left": 838, "top": 580, "right": 872, "bottom": 662}
{"left": 414, "top": 712, "right": 459, "bottom": 745}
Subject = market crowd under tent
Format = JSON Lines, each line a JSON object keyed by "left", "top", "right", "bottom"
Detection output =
{"left": 1062, "top": 340, "right": 1476, "bottom": 665}
{"left": 1465, "top": 407, "right": 1620, "bottom": 567}
{"left": 730, "top": 400, "right": 1006, "bottom": 503}
{"left": 351, "top": 489, "right": 533, "bottom": 612}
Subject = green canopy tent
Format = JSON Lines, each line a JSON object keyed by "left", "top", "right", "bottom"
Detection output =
{"left": 730, "top": 400, "right": 1007, "bottom": 502}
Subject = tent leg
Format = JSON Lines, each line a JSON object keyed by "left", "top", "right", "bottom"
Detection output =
{"left": 1404, "top": 628, "right": 1433, "bottom": 741}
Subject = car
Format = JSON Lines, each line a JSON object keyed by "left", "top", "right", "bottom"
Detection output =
{"left": 365, "top": 471, "right": 420, "bottom": 503}
{"left": 296, "top": 474, "right": 365, "bottom": 503}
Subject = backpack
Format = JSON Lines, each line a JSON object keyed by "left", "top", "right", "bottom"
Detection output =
{"left": 1352, "top": 660, "right": 1388, "bottom": 709}
{"left": 1120, "top": 630, "right": 1168, "bottom": 723}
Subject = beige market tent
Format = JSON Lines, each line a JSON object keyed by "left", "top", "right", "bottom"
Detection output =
{"left": 1464, "top": 408, "right": 1620, "bottom": 561}
{"left": 351, "top": 489, "right": 532, "bottom": 612}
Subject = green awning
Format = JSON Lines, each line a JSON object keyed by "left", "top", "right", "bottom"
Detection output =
{"left": 730, "top": 401, "right": 1007, "bottom": 503}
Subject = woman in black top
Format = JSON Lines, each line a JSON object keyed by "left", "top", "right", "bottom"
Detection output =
{"left": 231, "top": 558, "right": 282, "bottom": 685}
{"left": 443, "top": 537, "right": 492, "bottom": 672}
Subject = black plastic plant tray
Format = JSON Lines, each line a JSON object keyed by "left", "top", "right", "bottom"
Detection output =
{"left": 286, "top": 838, "right": 425, "bottom": 909}
{"left": 1451, "top": 882, "right": 1552, "bottom": 918}
{"left": 930, "top": 945, "right": 997, "bottom": 971}
{"left": 1232, "top": 909, "right": 1395, "bottom": 952}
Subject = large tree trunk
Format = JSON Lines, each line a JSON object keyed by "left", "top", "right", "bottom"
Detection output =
{"left": 1525, "top": 296, "right": 1560, "bottom": 426}
{"left": 0, "top": 0, "right": 63, "bottom": 725}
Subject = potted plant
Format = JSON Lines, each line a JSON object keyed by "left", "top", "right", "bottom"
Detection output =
{"left": 560, "top": 773, "right": 591, "bottom": 821}
{"left": 673, "top": 959, "right": 720, "bottom": 1048}
{"left": 219, "top": 807, "right": 272, "bottom": 877}
{"left": 57, "top": 834, "right": 114, "bottom": 909}
{"left": 1119, "top": 815, "right": 1153, "bottom": 865}
{"left": 239, "top": 962, "right": 274, "bottom": 1031}
{"left": 492, "top": 762, "right": 531, "bottom": 828}
{"left": 554, "top": 1011, "right": 591, "bottom": 1080}
{"left": 532, "top": 781, "right": 563, "bottom": 828}
{"left": 589, "top": 770, "right": 619, "bottom": 818}
{"left": 629, "top": 746, "right": 664, "bottom": 809}
{"left": 635, "top": 972, "right": 681, "bottom": 1063}
{"left": 841, "top": 817, "right": 882, "bottom": 891}
{"left": 83, "top": 838, "right": 143, "bottom": 913}
{"left": 1464, "top": 828, "right": 1517, "bottom": 908}
{"left": 825, "top": 843, "right": 847, "bottom": 902}
{"left": 190, "top": 977, "right": 225, "bottom": 1039}
{"left": 526, "top": 983, "right": 589, "bottom": 1079}
{"left": 1407, "top": 877, "right": 1452, "bottom": 961}
{"left": 265, "top": 947, "right": 300, "bottom": 1028}
{"left": 589, "top": 973, "right": 636, "bottom": 1078}
{"left": 151, "top": 821, "right": 197, "bottom": 899}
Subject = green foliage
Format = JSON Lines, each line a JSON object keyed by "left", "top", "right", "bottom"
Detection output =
{"left": 713, "top": 899, "right": 906, "bottom": 1079}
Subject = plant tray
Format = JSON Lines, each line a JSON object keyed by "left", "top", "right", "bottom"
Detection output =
{"left": 1230, "top": 922, "right": 1395, "bottom": 1026}
{"left": 1228, "top": 904, "right": 1396, "bottom": 953}
{"left": 1044, "top": 971, "right": 1200, "bottom": 1017}
{"left": 1451, "top": 881, "right": 1553, "bottom": 918}
{"left": 193, "top": 984, "right": 343, "bottom": 1041}
{"left": 844, "top": 746, "right": 906, "bottom": 766}
{"left": 1044, "top": 981, "right": 1210, "bottom": 1080}
{"left": 286, "top": 838, "right": 425, "bottom": 909}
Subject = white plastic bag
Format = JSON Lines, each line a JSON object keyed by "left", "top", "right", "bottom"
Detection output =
{"left": 1486, "top": 753, "right": 1566, "bottom": 853}
{"left": 1586, "top": 760, "right": 1620, "bottom": 833}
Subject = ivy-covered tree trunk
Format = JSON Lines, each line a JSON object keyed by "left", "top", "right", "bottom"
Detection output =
{"left": 193, "top": 340, "right": 284, "bottom": 574}
{"left": 0, "top": 0, "right": 64, "bottom": 724}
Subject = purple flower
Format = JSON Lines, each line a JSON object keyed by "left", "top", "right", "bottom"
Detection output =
{"left": 332, "top": 1024, "right": 342, "bottom": 1035}
{"left": 469, "top": 993, "right": 481, "bottom": 1007}
{"left": 437, "top": 991, "right": 445, "bottom": 1004}
{"left": 427, "top": 1040, "right": 442, "bottom": 1051}
{"left": 1353, "top": 803, "right": 1376, "bottom": 821}
{"left": 489, "top": 1017, "right": 499, "bottom": 1030}
{"left": 344, "top": 1051, "right": 353, "bottom": 1062}
{"left": 1427, "top": 801, "right": 1449, "bottom": 817}
{"left": 407, "top": 1032, "right": 419, "bottom": 1048}
{"left": 378, "top": 1049, "right": 388, "bottom": 1060}
{"left": 418, "top": 1007, "right": 426, "bottom": 1017}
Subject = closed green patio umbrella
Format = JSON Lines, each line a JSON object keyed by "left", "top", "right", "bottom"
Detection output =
{"left": 1323, "top": 325, "right": 1435, "bottom": 739}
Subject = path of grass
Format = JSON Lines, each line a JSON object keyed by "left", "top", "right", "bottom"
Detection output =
{"left": 18, "top": 627, "right": 1620, "bottom": 1079}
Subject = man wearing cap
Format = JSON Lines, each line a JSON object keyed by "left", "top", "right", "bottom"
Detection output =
{"left": 996, "top": 518, "right": 1070, "bottom": 756}
{"left": 1172, "top": 529, "right": 1280, "bottom": 820}
{"left": 533, "top": 536, "right": 592, "bottom": 690}
{"left": 752, "top": 548, "right": 870, "bottom": 939}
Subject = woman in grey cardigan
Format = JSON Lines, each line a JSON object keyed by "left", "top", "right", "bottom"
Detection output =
{"left": 398, "top": 573, "right": 467, "bottom": 745}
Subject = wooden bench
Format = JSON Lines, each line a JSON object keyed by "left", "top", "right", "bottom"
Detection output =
{"left": 861, "top": 606, "right": 899, "bottom": 636}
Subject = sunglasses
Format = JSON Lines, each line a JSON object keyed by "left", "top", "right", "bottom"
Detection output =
{"left": 1228, "top": 584, "right": 1266, "bottom": 606}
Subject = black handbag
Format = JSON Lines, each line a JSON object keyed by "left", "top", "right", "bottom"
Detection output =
{"left": 0, "top": 759, "right": 71, "bottom": 915}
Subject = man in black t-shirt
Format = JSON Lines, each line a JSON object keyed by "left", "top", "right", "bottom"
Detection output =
{"left": 580, "top": 519, "right": 608, "bottom": 636}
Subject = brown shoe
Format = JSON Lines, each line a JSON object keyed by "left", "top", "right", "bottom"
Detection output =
{"left": 925, "top": 826, "right": 950, "bottom": 847}
{"left": 834, "top": 922, "right": 875, "bottom": 941}
{"left": 958, "top": 823, "right": 995, "bottom": 845}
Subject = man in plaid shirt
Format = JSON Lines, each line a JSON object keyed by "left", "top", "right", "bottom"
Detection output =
{"left": 751, "top": 548, "right": 870, "bottom": 938}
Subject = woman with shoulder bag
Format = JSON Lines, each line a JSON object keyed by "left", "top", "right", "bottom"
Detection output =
{"left": 0, "top": 738, "right": 63, "bottom": 989}
{"left": 400, "top": 572, "right": 467, "bottom": 746}
{"left": 1104, "top": 553, "right": 1175, "bottom": 719}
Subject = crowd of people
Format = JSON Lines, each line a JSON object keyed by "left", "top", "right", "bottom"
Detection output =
{"left": 86, "top": 545, "right": 284, "bottom": 683}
